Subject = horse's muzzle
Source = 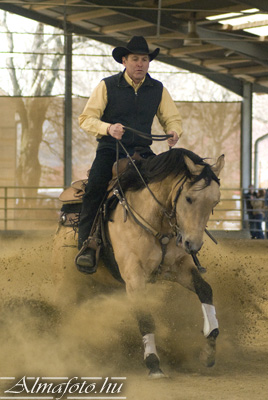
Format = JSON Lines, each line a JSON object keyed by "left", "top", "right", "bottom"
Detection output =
{"left": 184, "top": 239, "right": 203, "bottom": 254}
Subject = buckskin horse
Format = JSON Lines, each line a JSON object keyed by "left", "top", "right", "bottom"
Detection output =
{"left": 55, "top": 146, "right": 224, "bottom": 378}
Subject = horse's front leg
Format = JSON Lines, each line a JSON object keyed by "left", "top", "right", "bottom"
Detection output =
{"left": 191, "top": 267, "right": 219, "bottom": 367}
{"left": 122, "top": 263, "right": 165, "bottom": 378}
{"left": 173, "top": 256, "right": 219, "bottom": 367}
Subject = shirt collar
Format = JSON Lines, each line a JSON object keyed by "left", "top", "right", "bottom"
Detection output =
{"left": 124, "top": 70, "right": 145, "bottom": 92}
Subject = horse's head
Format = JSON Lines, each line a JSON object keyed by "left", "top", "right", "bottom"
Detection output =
{"left": 174, "top": 155, "right": 225, "bottom": 255}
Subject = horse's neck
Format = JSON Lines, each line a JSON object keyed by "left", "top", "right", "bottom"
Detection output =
{"left": 125, "top": 175, "right": 178, "bottom": 229}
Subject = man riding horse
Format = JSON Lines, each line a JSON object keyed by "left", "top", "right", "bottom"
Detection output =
{"left": 76, "top": 36, "right": 183, "bottom": 273}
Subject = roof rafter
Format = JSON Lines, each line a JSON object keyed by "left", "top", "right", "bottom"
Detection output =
{"left": 91, "top": 20, "right": 153, "bottom": 34}
{"left": 58, "top": 9, "right": 116, "bottom": 22}
{"left": 196, "top": 26, "right": 268, "bottom": 66}
{"left": 219, "top": 20, "right": 268, "bottom": 31}
{"left": 1, "top": 0, "right": 268, "bottom": 94}
{"left": 202, "top": 57, "right": 249, "bottom": 66}
{"left": 231, "top": 0, "right": 268, "bottom": 13}
{"left": 228, "top": 64, "right": 268, "bottom": 75}
{"left": 27, "top": 0, "right": 80, "bottom": 11}
{"left": 169, "top": 44, "right": 222, "bottom": 56}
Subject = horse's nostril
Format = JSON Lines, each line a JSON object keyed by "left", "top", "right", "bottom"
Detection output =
{"left": 185, "top": 240, "right": 191, "bottom": 250}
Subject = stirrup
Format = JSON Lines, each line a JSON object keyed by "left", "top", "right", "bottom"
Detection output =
{"left": 76, "top": 248, "right": 97, "bottom": 274}
{"left": 75, "top": 236, "right": 102, "bottom": 271}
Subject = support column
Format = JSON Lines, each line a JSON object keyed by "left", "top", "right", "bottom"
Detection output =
{"left": 64, "top": 32, "right": 72, "bottom": 187}
{"left": 241, "top": 81, "right": 252, "bottom": 228}
{"left": 254, "top": 133, "right": 268, "bottom": 187}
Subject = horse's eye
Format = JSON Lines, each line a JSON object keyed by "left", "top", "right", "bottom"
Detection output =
{"left": 186, "top": 196, "right": 192, "bottom": 204}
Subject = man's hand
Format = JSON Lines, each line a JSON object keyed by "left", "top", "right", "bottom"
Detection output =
{"left": 108, "top": 123, "right": 125, "bottom": 140}
{"left": 167, "top": 131, "right": 179, "bottom": 147}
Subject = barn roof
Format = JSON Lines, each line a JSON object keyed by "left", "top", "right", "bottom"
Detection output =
{"left": 1, "top": 0, "right": 268, "bottom": 96}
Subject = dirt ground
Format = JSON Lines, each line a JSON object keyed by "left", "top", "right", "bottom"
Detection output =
{"left": 0, "top": 231, "right": 267, "bottom": 400}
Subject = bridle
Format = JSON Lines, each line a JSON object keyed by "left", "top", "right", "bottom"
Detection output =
{"left": 115, "top": 134, "right": 181, "bottom": 230}
{"left": 113, "top": 127, "right": 218, "bottom": 274}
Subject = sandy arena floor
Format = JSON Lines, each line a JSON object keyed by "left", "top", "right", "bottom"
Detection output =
{"left": 0, "top": 232, "right": 267, "bottom": 400}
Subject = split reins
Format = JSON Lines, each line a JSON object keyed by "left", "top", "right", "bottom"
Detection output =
{"left": 113, "top": 127, "right": 217, "bottom": 273}
{"left": 116, "top": 139, "right": 175, "bottom": 222}
{"left": 118, "top": 127, "right": 219, "bottom": 244}
{"left": 113, "top": 128, "right": 185, "bottom": 272}
{"left": 123, "top": 126, "right": 174, "bottom": 142}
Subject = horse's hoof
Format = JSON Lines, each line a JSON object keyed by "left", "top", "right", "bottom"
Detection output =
{"left": 199, "top": 335, "right": 216, "bottom": 367}
{"left": 145, "top": 353, "right": 166, "bottom": 379}
{"left": 148, "top": 369, "right": 166, "bottom": 379}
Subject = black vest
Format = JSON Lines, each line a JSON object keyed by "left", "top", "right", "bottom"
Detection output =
{"left": 97, "top": 71, "right": 163, "bottom": 150}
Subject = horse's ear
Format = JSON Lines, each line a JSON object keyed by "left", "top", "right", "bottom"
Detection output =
{"left": 211, "top": 154, "right": 225, "bottom": 177}
{"left": 184, "top": 156, "right": 204, "bottom": 175}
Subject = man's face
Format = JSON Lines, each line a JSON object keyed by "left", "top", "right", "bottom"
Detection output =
{"left": 122, "top": 53, "right": 150, "bottom": 84}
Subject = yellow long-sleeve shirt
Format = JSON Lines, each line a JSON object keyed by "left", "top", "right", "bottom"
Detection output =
{"left": 79, "top": 71, "right": 183, "bottom": 139}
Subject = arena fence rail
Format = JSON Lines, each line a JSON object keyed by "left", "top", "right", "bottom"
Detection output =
{"left": 0, "top": 186, "right": 267, "bottom": 238}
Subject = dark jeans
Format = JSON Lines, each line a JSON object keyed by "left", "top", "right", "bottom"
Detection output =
{"left": 248, "top": 213, "right": 255, "bottom": 238}
{"left": 252, "top": 214, "right": 264, "bottom": 239}
{"left": 78, "top": 148, "right": 118, "bottom": 249}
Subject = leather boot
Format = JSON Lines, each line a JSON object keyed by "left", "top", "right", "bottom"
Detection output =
{"left": 76, "top": 248, "right": 97, "bottom": 274}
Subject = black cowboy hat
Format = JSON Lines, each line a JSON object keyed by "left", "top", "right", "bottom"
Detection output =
{"left": 112, "top": 36, "right": 160, "bottom": 64}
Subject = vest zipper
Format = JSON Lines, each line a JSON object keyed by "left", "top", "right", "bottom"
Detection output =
{"left": 134, "top": 90, "right": 138, "bottom": 127}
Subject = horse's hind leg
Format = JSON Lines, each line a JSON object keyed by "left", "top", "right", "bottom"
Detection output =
{"left": 136, "top": 311, "right": 165, "bottom": 379}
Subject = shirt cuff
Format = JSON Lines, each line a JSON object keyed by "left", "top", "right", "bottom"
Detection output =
{"left": 97, "top": 121, "right": 111, "bottom": 137}
{"left": 166, "top": 124, "right": 183, "bottom": 138}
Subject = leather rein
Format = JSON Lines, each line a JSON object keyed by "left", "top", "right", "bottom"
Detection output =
{"left": 113, "top": 127, "right": 217, "bottom": 274}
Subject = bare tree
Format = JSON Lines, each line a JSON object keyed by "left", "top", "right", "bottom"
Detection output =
{"left": 2, "top": 14, "right": 64, "bottom": 199}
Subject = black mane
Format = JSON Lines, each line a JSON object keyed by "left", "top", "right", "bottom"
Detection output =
{"left": 117, "top": 148, "right": 220, "bottom": 192}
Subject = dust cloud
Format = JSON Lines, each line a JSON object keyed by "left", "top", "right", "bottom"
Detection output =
{"left": 0, "top": 231, "right": 268, "bottom": 400}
